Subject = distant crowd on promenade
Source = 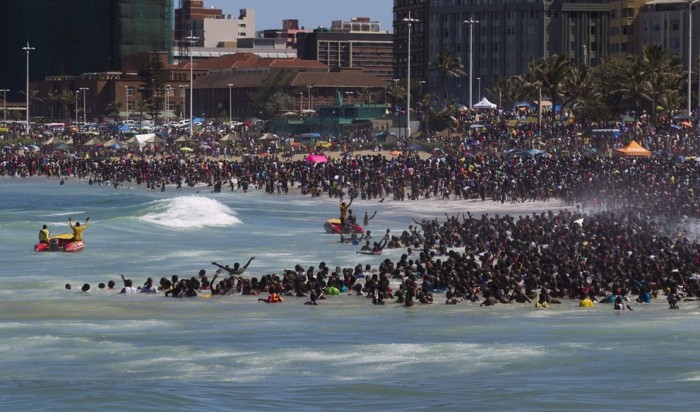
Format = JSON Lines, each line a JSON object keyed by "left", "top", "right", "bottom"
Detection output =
{"left": 3, "top": 136, "right": 700, "bottom": 218}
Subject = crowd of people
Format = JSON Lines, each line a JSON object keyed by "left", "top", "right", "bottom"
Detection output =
{"left": 8, "top": 112, "right": 700, "bottom": 309}
{"left": 64, "top": 207, "right": 700, "bottom": 310}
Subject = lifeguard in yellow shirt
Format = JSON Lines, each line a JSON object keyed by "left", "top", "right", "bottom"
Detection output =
{"left": 68, "top": 217, "right": 89, "bottom": 241}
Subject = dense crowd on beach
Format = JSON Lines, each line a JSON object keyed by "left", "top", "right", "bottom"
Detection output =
{"left": 3, "top": 137, "right": 700, "bottom": 219}
{"left": 7, "top": 111, "right": 700, "bottom": 309}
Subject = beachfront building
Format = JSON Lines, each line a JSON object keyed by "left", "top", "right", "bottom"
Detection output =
{"left": 0, "top": 0, "right": 174, "bottom": 102}
{"left": 190, "top": 53, "right": 387, "bottom": 124}
{"left": 175, "top": 1, "right": 255, "bottom": 48}
{"left": 297, "top": 18, "right": 394, "bottom": 80}
{"left": 608, "top": 0, "right": 646, "bottom": 58}
{"left": 260, "top": 20, "right": 314, "bottom": 50}
{"left": 411, "top": 0, "right": 610, "bottom": 104}
{"left": 638, "top": 0, "right": 700, "bottom": 67}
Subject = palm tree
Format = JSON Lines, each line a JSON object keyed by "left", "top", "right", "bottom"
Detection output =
{"left": 386, "top": 81, "right": 406, "bottom": 115}
{"left": 429, "top": 50, "right": 466, "bottom": 101}
{"left": 527, "top": 54, "right": 572, "bottom": 120}
{"left": 60, "top": 90, "right": 77, "bottom": 123}
{"left": 46, "top": 90, "right": 62, "bottom": 121}
{"left": 105, "top": 101, "right": 123, "bottom": 124}
{"left": 642, "top": 44, "right": 683, "bottom": 121}
{"left": 360, "top": 88, "right": 375, "bottom": 104}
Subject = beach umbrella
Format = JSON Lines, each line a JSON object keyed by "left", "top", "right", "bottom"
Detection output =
{"left": 405, "top": 142, "right": 422, "bottom": 151}
{"left": 180, "top": 147, "right": 194, "bottom": 152}
{"left": 259, "top": 133, "right": 280, "bottom": 141}
{"left": 305, "top": 154, "right": 328, "bottom": 163}
{"left": 198, "top": 144, "right": 211, "bottom": 150}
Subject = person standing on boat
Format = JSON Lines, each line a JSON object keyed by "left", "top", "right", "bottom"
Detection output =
{"left": 68, "top": 217, "right": 89, "bottom": 241}
{"left": 38, "top": 224, "right": 50, "bottom": 244}
{"left": 339, "top": 198, "right": 353, "bottom": 228}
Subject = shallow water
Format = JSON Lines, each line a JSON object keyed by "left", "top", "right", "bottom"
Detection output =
{"left": 1, "top": 178, "right": 699, "bottom": 411}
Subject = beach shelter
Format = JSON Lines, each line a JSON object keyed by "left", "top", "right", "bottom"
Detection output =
{"left": 103, "top": 138, "right": 122, "bottom": 147}
{"left": 43, "top": 136, "right": 66, "bottom": 146}
{"left": 219, "top": 133, "right": 236, "bottom": 142}
{"left": 259, "top": 133, "right": 280, "bottom": 141}
{"left": 83, "top": 137, "right": 103, "bottom": 146}
{"left": 473, "top": 97, "right": 497, "bottom": 110}
{"left": 174, "top": 135, "right": 191, "bottom": 143}
{"left": 144, "top": 135, "right": 165, "bottom": 144}
{"left": 614, "top": 140, "right": 651, "bottom": 157}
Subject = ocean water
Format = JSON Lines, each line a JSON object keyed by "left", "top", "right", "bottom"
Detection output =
{"left": 1, "top": 177, "right": 699, "bottom": 411}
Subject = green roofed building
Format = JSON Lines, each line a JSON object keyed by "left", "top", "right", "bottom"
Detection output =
{"left": 0, "top": 0, "right": 174, "bottom": 101}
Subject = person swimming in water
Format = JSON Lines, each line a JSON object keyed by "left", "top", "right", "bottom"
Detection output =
{"left": 211, "top": 257, "right": 255, "bottom": 276}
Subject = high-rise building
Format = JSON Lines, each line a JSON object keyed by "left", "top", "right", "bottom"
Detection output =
{"left": 297, "top": 18, "right": 394, "bottom": 79}
{"left": 0, "top": 0, "right": 174, "bottom": 100}
{"left": 397, "top": 0, "right": 610, "bottom": 104}
{"left": 175, "top": 1, "right": 255, "bottom": 49}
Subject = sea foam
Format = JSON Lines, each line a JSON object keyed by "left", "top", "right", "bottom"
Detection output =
{"left": 140, "top": 196, "right": 241, "bottom": 229}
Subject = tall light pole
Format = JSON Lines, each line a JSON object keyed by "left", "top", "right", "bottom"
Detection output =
{"left": 186, "top": 33, "right": 199, "bottom": 137}
{"left": 165, "top": 85, "right": 171, "bottom": 125}
{"left": 690, "top": 1, "right": 699, "bottom": 114}
{"left": 75, "top": 89, "right": 80, "bottom": 124}
{"left": 307, "top": 85, "right": 313, "bottom": 111}
{"left": 180, "top": 85, "right": 188, "bottom": 122}
{"left": 124, "top": 85, "right": 129, "bottom": 122}
{"left": 403, "top": 13, "right": 419, "bottom": 140}
{"left": 0, "top": 89, "right": 8, "bottom": 123}
{"left": 477, "top": 77, "right": 481, "bottom": 100}
{"left": 693, "top": 1, "right": 700, "bottom": 114}
{"left": 23, "top": 42, "right": 35, "bottom": 134}
{"left": 80, "top": 87, "right": 88, "bottom": 126}
{"left": 464, "top": 18, "right": 479, "bottom": 109}
{"left": 227, "top": 83, "right": 233, "bottom": 125}
{"left": 299, "top": 92, "right": 304, "bottom": 113}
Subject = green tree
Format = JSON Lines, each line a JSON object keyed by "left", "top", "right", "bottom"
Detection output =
{"left": 249, "top": 72, "right": 294, "bottom": 119}
{"left": 138, "top": 54, "right": 168, "bottom": 124}
{"left": 105, "top": 101, "right": 123, "bottom": 124}
{"left": 527, "top": 54, "right": 572, "bottom": 120}
{"left": 429, "top": 50, "right": 466, "bottom": 101}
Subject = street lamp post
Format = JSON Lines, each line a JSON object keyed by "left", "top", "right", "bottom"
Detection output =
{"left": 124, "top": 86, "right": 129, "bottom": 122}
{"left": 180, "top": 85, "right": 188, "bottom": 122}
{"left": 23, "top": 41, "right": 35, "bottom": 134}
{"left": 80, "top": 87, "right": 88, "bottom": 127}
{"left": 464, "top": 18, "right": 479, "bottom": 109}
{"left": 75, "top": 89, "right": 80, "bottom": 124}
{"left": 307, "top": 85, "right": 313, "bottom": 111}
{"left": 228, "top": 83, "right": 233, "bottom": 125}
{"left": 165, "top": 85, "right": 171, "bottom": 125}
{"left": 690, "top": 0, "right": 700, "bottom": 114}
{"left": 0, "top": 89, "right": 9, "bottom": 122}
{"left": 477, "top": 77, "right": 481, "bottom": 101}
{"left": 403, "top": 13, "right": 419, "bottom": 140}
{"left": 186, "top": 33, "right": 199, "bottom": 137}
{"left": 392, "top": 78, "right": 400, "bottom": 138}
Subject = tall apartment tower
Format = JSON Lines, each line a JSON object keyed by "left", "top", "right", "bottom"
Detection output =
{"left": 395, "top": 0, "right": 610, "bottom": 103}
{"left": 0, "top": 0, "right": 174, "bottom": 99}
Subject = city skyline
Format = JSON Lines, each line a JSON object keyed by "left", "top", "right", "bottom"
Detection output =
{"left": 198, "top": 0, "right": 394, "bottom": 33}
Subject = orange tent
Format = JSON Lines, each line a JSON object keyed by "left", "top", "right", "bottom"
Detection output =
{"left": 614, "top": 140, "right": 651, "bottom": 157}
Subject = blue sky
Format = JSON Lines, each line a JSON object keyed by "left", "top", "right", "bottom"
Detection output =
{"left": 199, "top": 0, "right": 393, "bottom": 33}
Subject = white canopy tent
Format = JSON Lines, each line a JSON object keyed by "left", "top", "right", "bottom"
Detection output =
{"left": 473, "top": 98, "right": 497, "bottom": 110}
